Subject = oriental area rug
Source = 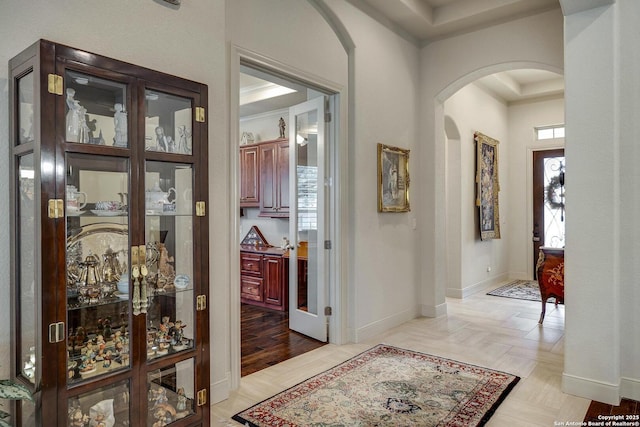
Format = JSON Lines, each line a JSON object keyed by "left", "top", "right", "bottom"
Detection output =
{"left": 232, "top": 344, "right": 520, "bottom": 427}
{"left": 487, "top": 280, "right": 544, "bottom": 302}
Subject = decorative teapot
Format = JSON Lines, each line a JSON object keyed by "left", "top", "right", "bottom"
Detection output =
{"left": 77, "top": 253, "right": 101, "bottom": 287}
{"left": 101, "top": 246, "right": 122, "bottom": 283}
{"left": 145, "top": 182, "right": 176, "bottom": 213}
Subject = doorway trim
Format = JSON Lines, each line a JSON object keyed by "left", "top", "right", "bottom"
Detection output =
{"left": 229, "top": 45, "right": 347, "bottom": 390}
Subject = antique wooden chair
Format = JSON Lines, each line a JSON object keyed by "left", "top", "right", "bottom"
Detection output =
{"left": 535, "top": 247, "right": 565, "bottom": 324}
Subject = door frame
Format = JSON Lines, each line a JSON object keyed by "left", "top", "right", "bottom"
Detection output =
{"left": 229, "top": 46, "right": 347, "bottom": 390}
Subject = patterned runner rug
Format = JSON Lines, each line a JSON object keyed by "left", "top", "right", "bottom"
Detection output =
{"left": 487, "top": 280, "right": 543, "bottom": 301}
{"left": 232, "top": 344, "right": 520, "bottom": 427}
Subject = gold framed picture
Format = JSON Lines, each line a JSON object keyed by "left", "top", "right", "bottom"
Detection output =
{"left": 475, "top": 132, "right": 501, "bottom": 240}
{"left": 377, "top": 143, "right": 410, "bottom": 212}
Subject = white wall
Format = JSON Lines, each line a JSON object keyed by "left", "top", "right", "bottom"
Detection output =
{"left": 562, "top": 0, "right": 640, "bottom": 404}
{"left": 507, "top": 97, "right": 565, "bottom": 279}
{"left": 443, "top": 84, "right": 509, "bottom": 298}
{"left": 322, "top": 1, "right": 421, "bottom": 341}
{"left": 419, "top": 8, "right": 564, "bottom": 317}
{"left": 617, "top": 0, "right": 640, "bottom": 401}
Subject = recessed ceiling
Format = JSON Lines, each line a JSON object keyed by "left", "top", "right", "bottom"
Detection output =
{"left": 347, "top": 0, "right": 561, "bottom": 44}
{"left": 239, "top": 66, "right": 307, "bottom": 118}
{"left": 475, "top": 69, "right": 564, "bottom": 103}
{"left": 347, "top": 0, "right": 564, "bottom": 102}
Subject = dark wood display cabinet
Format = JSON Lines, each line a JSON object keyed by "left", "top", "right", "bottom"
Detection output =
{"left": 9, "top": 40, "right": 210, "bottom": 426}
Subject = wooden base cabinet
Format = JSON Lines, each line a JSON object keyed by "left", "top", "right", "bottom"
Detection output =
{"left": 9, "top": 40, "right": 210, "bottom": 426}
{"left": 240, "top": 250, "right": 286, "bottom": 311}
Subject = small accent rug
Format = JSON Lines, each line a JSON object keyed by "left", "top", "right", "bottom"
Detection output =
{"left": 487, "top": 280, "right": 544, "bottom": 302}
{"left": 232, "top": 344, "right": 520, "bottom": 427}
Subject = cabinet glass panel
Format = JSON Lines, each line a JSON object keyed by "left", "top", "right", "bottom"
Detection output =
{"left": 145, "top": 90, "right": 192, "bottom": 154}
{"left": 147, "top": 359, "right": 196, "bottom": 426}
{"left": 67, "top": 379, "right": 130, "bottom": 427}
{"left": 66, "top": 154, "right": 131, "bottom": 384}
{"left": 145, "top": 162, "right": 194, "bottom": 360}
{"left": 17, "top": 71, "right": 34, "bottom": 145}
{"left": 64, "top": 70, "right": 127, "bottom": 147}
{"left": 18, "top": 154, "right": 36, "bottom": 384}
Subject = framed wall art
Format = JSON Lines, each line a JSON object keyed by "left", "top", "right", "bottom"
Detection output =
{"left": 377, "top": 143, "right": 410, "bottom": 212}
{"left": 475, "top": 132, "right": 501, "bottom": 240}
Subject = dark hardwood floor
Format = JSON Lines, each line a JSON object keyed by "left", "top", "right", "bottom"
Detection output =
{"left": 241, "top": 303, "right": 327, "bottom": 377}
{"left": 584, "top": 398, "right": 640, "bottom": 422}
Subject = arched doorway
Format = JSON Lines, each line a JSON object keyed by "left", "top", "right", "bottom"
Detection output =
{"left": 434, "top": 63, "right": 564, "bottom": 304}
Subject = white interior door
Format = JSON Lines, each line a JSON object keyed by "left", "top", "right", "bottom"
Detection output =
{"left": 288, "top": 97, "right": 327, "bottom": 342}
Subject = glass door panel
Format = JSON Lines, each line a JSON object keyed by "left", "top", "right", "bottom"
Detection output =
{"left": 543, "top": 156, "right": 565, "bottom": 248}
{"left": 18, "top": 154, "right": 36, "bottom": 384}
{"left": 147, "top": 359, "right": 196, "bottom": 426}
{"left": 145, "top": 162, "right": 194, "bottom": 360}
{"left": 145, "top": 90, "right": 192, "bottom": 154}
{"left": 17, "top": 71, "right": 34, "bottom": 145}
{"left": 66, "top": 154, "right": 131, "bottom": 384}
{"left": 64, "top": 70, "right": 127, "bottom": 147}
{"left": 67, "top": 379, "right": 130, "bottom": 426}
{"left": 288, "top": 97, "right": 327, "bottom": 342}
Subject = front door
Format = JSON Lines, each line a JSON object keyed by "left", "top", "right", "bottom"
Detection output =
{"left": 288, "top": 97, "right": 328, "bottom": 342}
{"left": 532, "top": 149, "right": 565, "bottom": 275}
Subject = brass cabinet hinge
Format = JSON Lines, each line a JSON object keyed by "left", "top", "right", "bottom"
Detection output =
{"left": 48, "top": 199, "right": 64, "bottom": 218}
{"left": 197, "top": 389, "right": 207, "bottom": 406}
{"left": 196, "top": 201, "right": 206, "bottom": 217}
{"left": 48, "top": 322, "right": 65, "bottom": 343}
{"left": 47, "top": 74, "right": 63, "bottom": 95}
{"left": 196, "top": 295, "right": 207, "bottom": 311}
{"left": 195, "top": 107, "right": 205, "bottom": 123}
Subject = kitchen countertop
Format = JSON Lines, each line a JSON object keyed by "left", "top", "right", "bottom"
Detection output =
{"left": 240, "top": 241, "right": 308, "bottom": 260}
{"left": 240, "top": 244, "right": 286, "bottom": 256}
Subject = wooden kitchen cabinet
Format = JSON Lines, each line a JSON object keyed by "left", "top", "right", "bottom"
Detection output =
{"left": 240, "top": 248, "right": 287, "bottom": 311}
{"left": 259, "top": 138, "right": 289, "bottom": 217}
{"left": 239, "top": 145, "right": 260, "bottom": 207}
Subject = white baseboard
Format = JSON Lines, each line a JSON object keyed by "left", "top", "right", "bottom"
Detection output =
{"left": 562, "top": 372, "right": 620, "bottom": 405}
{"left": 354, "top": 306, "right": 418, "bottom": 342}
{"left": 446, "top": 273, "right": 509, "bottom": 299}
{"left": 211, "top": 373, "right": 230, "bottom": 404}
{"left": 621, "top": 377, "right": 640, "bottom": 401}
{"left": 420, "top": 302, "right": 447, "bottom": 318}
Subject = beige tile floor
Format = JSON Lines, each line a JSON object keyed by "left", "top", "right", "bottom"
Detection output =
{"left": 211, "top": 282, "right": 590, "bottom": 426}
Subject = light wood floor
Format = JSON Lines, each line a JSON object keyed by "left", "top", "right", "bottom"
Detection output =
{"left": 212, "top": 281, "right": 590, "bottom": 426}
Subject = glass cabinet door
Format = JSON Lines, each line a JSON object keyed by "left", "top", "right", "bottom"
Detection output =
{"left": 145, "top": 90, "right": 192, "bottom": 154}
{"left": 67, "top": 380, "right": 131, "bottom": 426}
{"left": 64, "top": 70, "right": 128, "bottom": 147}
{"left": 65, "top": 154, "right": 131, "bottom": 385}
{"left": 144, "top": 162, "right": 195, "bottom": 361}
{"left": 147, "top": 359, "right": 196, "bottom": 426}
